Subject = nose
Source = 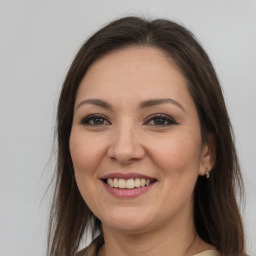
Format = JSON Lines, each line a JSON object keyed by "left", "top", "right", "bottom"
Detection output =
{"left": 107, "top": 123, "right": 145, "bottom": 164}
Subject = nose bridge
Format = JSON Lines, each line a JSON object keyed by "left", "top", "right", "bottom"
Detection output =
{"left": 107, "top": 118, "right": 144, "bottom": 163}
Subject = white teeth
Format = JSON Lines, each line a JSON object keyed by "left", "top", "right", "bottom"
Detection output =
{"left": 109, "top": 178, "right": 114, "bottom": 187}
{"left": 134, "top": 178, "right": 140, "bottom": 187}
{"left": 106, "top": 178, "right": 152, "bottom": 189}
{"left": 127, "top": 179, "right": 135, "bottom": 189}
{"left": 113, "top": 178, "right": 119, "bottom": 188}
{"left": 119, "top": 178, "right": 126, "bottom": 188}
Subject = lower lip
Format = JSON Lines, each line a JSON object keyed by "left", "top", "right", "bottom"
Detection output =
{"left": 101, "top": 180, "right": 155, "bottom": 198}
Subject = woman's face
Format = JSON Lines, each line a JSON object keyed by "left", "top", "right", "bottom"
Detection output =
{"left": 69, "top": 47, "right": 213, "bottom": 234}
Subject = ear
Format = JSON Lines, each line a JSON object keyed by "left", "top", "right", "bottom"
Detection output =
{"left": 198, "top": 133, "right": 216, "bottom": 176}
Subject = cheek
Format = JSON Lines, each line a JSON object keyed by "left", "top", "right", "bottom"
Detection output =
{"left": 148, "top": 131, "right": 202, "bottom": 176}
{"left": 69, "top": 130, "right": 106, "bottom": 211}
{"left": 69, "top": 130, "right": 106, "bottom": 176}
{"left": 148, "top": 132, "right": 202, "bottom": 213}
{"left": 69, "top": 131, "right": 103, "bottom": 202}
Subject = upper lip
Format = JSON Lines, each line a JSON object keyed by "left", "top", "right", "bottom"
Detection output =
{"left": 100, "top": 172, "right": 157, "bottom": 180}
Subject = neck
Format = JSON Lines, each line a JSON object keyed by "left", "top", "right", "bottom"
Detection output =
{"left": 99, "top": 212, "right": 204, "bottom": 256}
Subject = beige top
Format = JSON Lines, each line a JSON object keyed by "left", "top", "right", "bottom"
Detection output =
{"left": 194, "top": 250, "right": 219, "bottom": 256}
{"left": 76, "top": 237, "right": 220, "bottom": 256}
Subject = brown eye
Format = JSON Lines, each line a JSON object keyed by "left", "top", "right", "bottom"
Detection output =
{"left": 80, "top": 114, "right": 111, "bottom": 126}
{"left": 146, "top": 114, "right": 177, "bottom": 126}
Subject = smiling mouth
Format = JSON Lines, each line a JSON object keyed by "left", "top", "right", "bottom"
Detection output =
{"left": 102, "top": 178, "right": 156, "bottom": 189}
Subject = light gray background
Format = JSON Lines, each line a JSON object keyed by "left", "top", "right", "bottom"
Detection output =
{"left": 0, "top": 0, "right": 255, "bottom": 255}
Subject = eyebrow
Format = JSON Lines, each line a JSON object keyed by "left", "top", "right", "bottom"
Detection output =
{"left": 77, "top": 99, "right": 112, "bottom": 110}
{"left": 139, "top": 98, "right": 185, "bottom": 111}
{"left": 76, "top": 98, "right": 185, "bottom": 112}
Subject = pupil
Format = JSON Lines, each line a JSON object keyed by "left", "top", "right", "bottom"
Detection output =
{"left": 94, "top": 118, "right": 103, "bottom": 124}
{"left": 155, "top": 118, "right": 165, "bottom": 125}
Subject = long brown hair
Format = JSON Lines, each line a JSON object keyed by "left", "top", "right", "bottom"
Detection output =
{"left": 47, "top": 16, "right": 245, "bottom": 256}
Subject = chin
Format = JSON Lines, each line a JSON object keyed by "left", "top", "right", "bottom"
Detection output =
{"left": 100, "top": 207, "right": 156, "bottom": 233}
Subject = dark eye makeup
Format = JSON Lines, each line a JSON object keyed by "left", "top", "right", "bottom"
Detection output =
{"left": 80, "top": 114, "right": 111, "bottom": 126}
{"left": 80, "top": 113, "right": 178, "bottom": 127}
{"left": 144, "top": 114, "right": 178, "bottom": 126}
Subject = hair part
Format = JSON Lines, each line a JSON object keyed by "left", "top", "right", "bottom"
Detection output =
{"left": 47, "top": 16, "right": 245, "bottom": 256}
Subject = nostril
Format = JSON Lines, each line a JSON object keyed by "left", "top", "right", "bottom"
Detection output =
{"left": 106, "top": 135, "right": 145, "bottom": 164}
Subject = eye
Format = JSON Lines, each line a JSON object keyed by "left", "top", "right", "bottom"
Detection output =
{"left": 80, "top": 114, "right": 111, "bottom": 126}
{"left": 145, "top": 114, "right": 177, "bottom": 126}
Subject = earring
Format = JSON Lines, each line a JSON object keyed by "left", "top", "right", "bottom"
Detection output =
{"left": 205, "top": 171, "right": 210, "bottom": 179}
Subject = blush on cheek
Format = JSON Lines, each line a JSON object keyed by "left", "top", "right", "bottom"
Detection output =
{"left": 151, "top": 138, "right": 201, "bottom": 178}
{"left": 70, "top": 136, "right": 92, "bottom": 170}
{"left": 70, "top": 130, "right": 110, "bottom": 169}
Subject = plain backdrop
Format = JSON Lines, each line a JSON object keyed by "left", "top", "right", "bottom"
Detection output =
{"left": 0, "top": 0, "right": 255, "bottom": 255}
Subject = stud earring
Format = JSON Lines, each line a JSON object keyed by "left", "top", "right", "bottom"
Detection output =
{"left": 205, "top": 171, "right": 210, "bottom": 179}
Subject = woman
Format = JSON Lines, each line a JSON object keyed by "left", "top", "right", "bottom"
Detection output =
{"left": 47, "top": 16, "right": 246, "bottom": 256}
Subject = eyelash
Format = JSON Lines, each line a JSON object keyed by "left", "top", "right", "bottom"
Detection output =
{"left": 80, "top": 114, "right": 111, "bottom": 126}
{"left": 80, "top": 114, "right": 178, "bottom": 127}
{"left": 145, "top": 114, "right": 178, "bottom": 126}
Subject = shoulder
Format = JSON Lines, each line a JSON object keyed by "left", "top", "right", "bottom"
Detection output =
{"left": 75, "top": 247, "right": 94, "bottom": 256}
{"left": 193, "top": 250, "right": 220, "bottom": 256}
{"left": 75, "top": 243, "right": 97, "bottom": 256}
{"left": 75, "top": 236, "right": 103, "bottom": 256}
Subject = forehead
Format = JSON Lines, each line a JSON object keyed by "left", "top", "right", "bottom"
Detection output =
{"left": 75, "top": 46, "right": 192, "bottom": 106}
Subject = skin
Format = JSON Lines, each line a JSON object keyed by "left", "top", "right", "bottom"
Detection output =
{"left": 69, "top": 46, "right": 215, "bottom": 256}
